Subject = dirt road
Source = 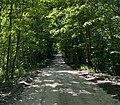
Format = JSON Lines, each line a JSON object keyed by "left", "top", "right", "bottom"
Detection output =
{"left": 4, "top": 54, "right": 120, "bottom": 105}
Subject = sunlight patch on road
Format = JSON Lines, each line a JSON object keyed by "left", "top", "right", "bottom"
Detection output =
{"left": 53, "top": 102, "right": 58, "bottom": 105}
{"left": 19, "top": 99, "right": 23, "bottom": 102}
{"left": 79, "top": 90, "right": 92, "bottom": 95}
{"left": 34, "top": 80, "right": 42, "bottom": 83}
{"left": 29, "top": 84, "right": 40, "bottom": 88}
{"left": 83, "top": 81, "right": 97, "bottom": 85}
{"left": 43, "top": 80, "right": 55, "bottom": 82}
{"left": 43, "top": 83, "right": 63, "bottom": 88}
{"left": 66, "top": 88, "right": 78, "bottom": 96}
{"left": 52, "top": 88, "right": 92, "bottom": 96}
{"left": 56, "top": 70, "right": 79, "bottom": 75}
{"left": 50, "top": 68, "right": 55, "bottom": 70}
{"left": 42, "top": 71, "right": 52, "bottom": 77}
{"left": 52, "top": 90, "right": 59, "bottom": 92}
{"left": 29, "top": 93, "right": 37, "bottom": 96}
{"left": 70, "top": 81, "right": 80, "bottom": 84}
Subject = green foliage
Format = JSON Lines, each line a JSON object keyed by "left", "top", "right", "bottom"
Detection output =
{"left": 0, "top": 0, "right": 55, "bottom": 83}
{"left": 48, "top": 0, "right": 120, "bottom": 75}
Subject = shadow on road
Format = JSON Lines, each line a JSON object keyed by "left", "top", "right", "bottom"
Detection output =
{"left": 98, "top": 83, "right": 120, "bottom": 101}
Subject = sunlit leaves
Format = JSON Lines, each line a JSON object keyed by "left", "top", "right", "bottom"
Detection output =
{"left": 47, "top": 0, "right": 120, "bottom": 75}
{"left": 0, "top": 0, "right": 55, "bottom": 82}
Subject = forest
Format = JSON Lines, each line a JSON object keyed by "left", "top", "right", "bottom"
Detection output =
{"left": 0, "top": 0, "right": 120, "bottom": 86}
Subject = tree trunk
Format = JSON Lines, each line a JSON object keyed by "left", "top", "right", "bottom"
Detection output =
{"left": 86, "top": 26, "right": 92, "bottom": 65}
{"left": 6, "top": 2, "right": 13, "bottom": 82}
{"left": 11, "top": 30, "right": 21, "bottom": 78}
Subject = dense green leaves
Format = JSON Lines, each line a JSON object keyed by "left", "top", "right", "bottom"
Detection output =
{"left": 0, "top": 0, "right": 54, "bottom": 83}
{"left": 47, "top": 0, "right": 120, "bottom": 75}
